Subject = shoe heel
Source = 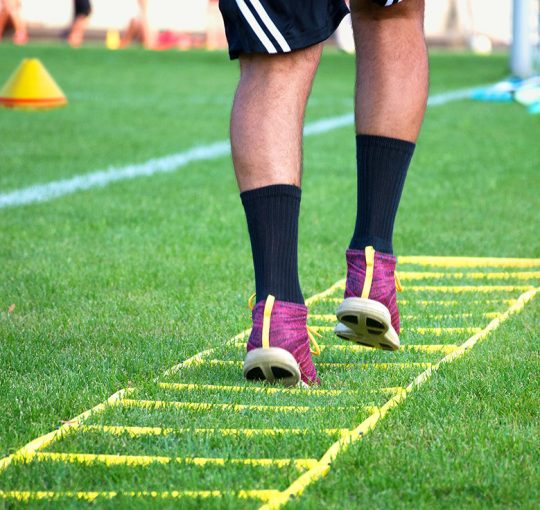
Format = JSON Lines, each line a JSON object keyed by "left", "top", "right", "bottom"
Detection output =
{"left": 243, "top": 347, "right": 301, "bottom": 387}
{"left": 336, "top": 297, "right": 399, "bottom": 350}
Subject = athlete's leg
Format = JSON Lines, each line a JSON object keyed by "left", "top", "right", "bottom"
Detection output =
{"left": 352, "top": 0, "right": 428, "bottom": 142}
{"left": 2, "top": 0, "right": 27, "bottom": 44}
{"left": 231, "top": 44, "right": 322, "bottom": 192}
{"left": 231, "top": 47, "right": 323, "bottom": 385}
{"left": 68, "top": 0, "right": 92, "bottom": 47}
{"left": 232, "top": 45, "right": 322, "bottom": 305}
{"left": 220, "top": 0, "right": 347, "bottom": 384}
{"left": 335, "top": 0, "right": 428, "bottom": 349}
{"left": 349, "top": 0, "right": 427, "bottom": 255}
{"left": 68, "top": 15, "right": 89, "bottom": 47}
{"left": 0, "top": 6, "right": 8, "bottom": 39}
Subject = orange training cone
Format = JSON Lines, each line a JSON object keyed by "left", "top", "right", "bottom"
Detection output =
{"left": 0, "top": 59, "right": 67, "bottom": 110}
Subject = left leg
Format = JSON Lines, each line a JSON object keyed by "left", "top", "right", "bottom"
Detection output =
{"left": 234, "top": 47, "right": 323, "bottom": 386}
{"left": 219, "top": 0, "right": 349, "bottom": 385}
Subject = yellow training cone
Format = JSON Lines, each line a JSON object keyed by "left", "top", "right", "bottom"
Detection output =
{"left": 0, "top": 58, "right": 67, "bottom": 110}
{"left": 106, "top": 29, "right": 121, "bottom": 50}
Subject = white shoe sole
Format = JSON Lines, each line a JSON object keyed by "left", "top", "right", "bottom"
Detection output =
{"left": 243, "top": 347, "right": 301, "bottom": 387}
{"left": 335, "top": 297, "right": 400, "bottom": 351}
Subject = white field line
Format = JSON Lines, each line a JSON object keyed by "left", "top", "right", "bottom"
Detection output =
{"left": 0, "top": 86, "right": 479, "bottom": 210}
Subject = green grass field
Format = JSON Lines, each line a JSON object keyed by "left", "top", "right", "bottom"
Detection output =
{"left": 0, "top": 44, "right": 539, "bottom": 509}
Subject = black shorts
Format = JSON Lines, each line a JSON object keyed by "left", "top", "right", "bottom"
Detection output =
{"left": 219, "top": 0, "right": 403, "bottom": 59}
{"left": 74, "top": 0, "right": 92, "bottom": 17}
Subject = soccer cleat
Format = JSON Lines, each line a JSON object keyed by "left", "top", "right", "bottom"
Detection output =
{"left": 243, "top": 295, "right": 321, "bottom": 387}
{"left": 334, "top": 246, "right": 402, "bottom": 351}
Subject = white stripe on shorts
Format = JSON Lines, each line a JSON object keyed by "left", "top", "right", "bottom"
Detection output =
{"left": 247, "top": 0, "right": 291, "bottom": 52}
{"left": 385, "top": 0, "right": 402, "bottom": 6}
{"left": 235, "top": 0, "right": 277, "bottom": 53}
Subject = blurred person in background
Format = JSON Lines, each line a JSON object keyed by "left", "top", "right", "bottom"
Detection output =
{"left": 220, "top": 0, "right": 428, "bottom": 386}
{"left": 121, "top": 0, "right": 152, "bottom": 48}
{"left": 207, "top": 0, "right": 228, "bottom": 50}
{"left": 68, "top": 0, "right": 92, "bottom": 47}
{"left": 0, "top": 0, "right": 27, "bottom": 44}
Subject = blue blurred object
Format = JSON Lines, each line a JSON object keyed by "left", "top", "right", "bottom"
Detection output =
{"left": 471, "top": 76, "right": 540, "bottom": 114}
{"left": 471, "top": 78, "right": 521, "bottom": 102}
{"left": 528, "top": 102, "right": 540, "bottom": 115}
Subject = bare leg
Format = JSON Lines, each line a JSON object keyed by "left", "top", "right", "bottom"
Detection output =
{"left": 120, "top": 18, "right": 138, "bottom": 48}
{"left": 334, "top": 1, "right": 429, "bottom": 349}
{"left": 138, "top": 0, "right": 151, "bottom": 48}
{"left": 68, "top": 15, "right": 89, "bottom": 47}
{"left": 0, "top": 8, "right": 8, "bottom": 39}
{"left": 351, "top": 0, "right": 428, "bottom": 141}
{"left": 122, "top": 0, "right": 151, "bottom": 49}
{"left": 230, "top": 44, "right": 322, "bottom": 192}
{"left": 232, "top": 45, "right": 323, "bottom": 384}
{"left": 3, "top": 0, "right": 27, "bottom": 44}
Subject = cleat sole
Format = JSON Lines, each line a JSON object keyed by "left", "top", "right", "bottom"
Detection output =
{"left": 335, "top": 297, "right": 400, "bottom": 350}
{"left": 243, "top": 347, "right": 301, "bottom": 387}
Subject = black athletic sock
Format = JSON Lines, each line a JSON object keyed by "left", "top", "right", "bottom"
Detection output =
{"left": 349, "top": 135, "right": 416, "bottom": 254}
{"left": 241, "top": 184, "right": 304, "bottom": 305}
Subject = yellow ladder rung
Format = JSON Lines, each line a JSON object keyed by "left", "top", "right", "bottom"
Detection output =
{"left": 316, "top": 362, "right": 432, "bottom": 369}
{"left": 403, "top": 312, "right": 500, "bottom": 320}
{"left": 398, "top": 271, "right": 540, "bottom": 281}
{"left": 157, "top": 382, "right": 403, "bottom": 397}
{"left": 157, "top": 382, "right": 364, "bottom": 397}
{"left": 380, "top": 386, "right": 406, "bottom": 394}
{"left": 405, "top": 344, "right": 459, "bottom": 354}
{"left": 319, "top": 297, "right": 515, "bottom": 305}
{"left": 311, "top": 326, "right": 481, "bottom": 335}
{"left": 115, "top": 398, "right": 359, "bottom": 413}
{"left": 319, "top": 344, "right": 459, "bottom": 355}
{"left": 310, "top": 314, "right": 339, "bottom": 322}
{"left": 403, "top": 285, "right": 533, "bottom": 293}
{"left": 398, "top": 299, "right": 515, "bottom": 306}
{"left": 0, "top": 490, "right": 281, "bottom": 502}
{"left": 16, "top": 452, "right": 318, "bottom": 470}
{"left": 198, "top": 359, "right": 430, "bottom": 370}
{"left": 398, "top": 255, "right": 540, "bottom": 267}
{"left": 79, "top": 424, "right": 348, "bottom": 438}
{"left": 311, "top": 313, "right": 499, "bottom": 322}
{"left": 409, "top": 327, "right": 481, "bottom": 335}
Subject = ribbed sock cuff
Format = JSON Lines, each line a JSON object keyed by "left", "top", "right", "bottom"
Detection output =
{"left": 241, "top": 184, "right": 304, "bottom": 304}
{"left": 350, "top": 135, "right": 415, "bottom": 254}
{"left": 241, "top": 184, "right": 301, "bottom": 203}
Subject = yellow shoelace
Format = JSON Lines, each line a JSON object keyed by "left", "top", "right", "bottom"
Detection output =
{"left": 248, "top": 293, "right": 321, "bottom": 356}
{"left": 395, "top": 271, "right": 404, "bottom": 293}
{"left": 307, "top": 326, "right": 322, "bottom": 356}
{"left": 361, "top": 246, "right": 404, "bottom": 296}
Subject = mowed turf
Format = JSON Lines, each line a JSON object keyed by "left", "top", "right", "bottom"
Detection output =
{"left": 0, "top": 44, "right": 539, "bottom": 509}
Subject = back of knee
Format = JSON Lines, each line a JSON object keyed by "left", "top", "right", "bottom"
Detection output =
{"left": 239, "top": 45, "right": 321, "bottom": 81}
{"left": 351, "top": 0, "right": 424, "bottom": 22}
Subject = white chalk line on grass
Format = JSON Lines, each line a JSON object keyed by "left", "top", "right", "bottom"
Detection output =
{"left": 0, "top": 86, "right": 480, "bottom": 210}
